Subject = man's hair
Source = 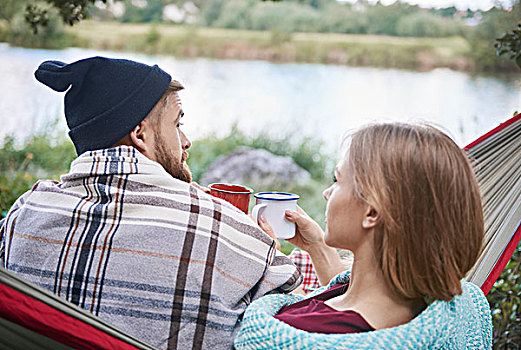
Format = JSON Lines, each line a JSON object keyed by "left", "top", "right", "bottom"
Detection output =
{"left": 147, "top": 79, "right": 184, "bottom": 127}
{"left": 345, "top": 123, "right": 484, "bottom": 302}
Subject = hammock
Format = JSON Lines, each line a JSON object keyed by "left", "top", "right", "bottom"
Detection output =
{"left": 0, "top": 114, "right": 519, "bottom": 347}
{"left": 464, "top": 113, "right": 521, "bottom": 295}
{"left": 0, "top": 267, "right": 158, "bottom": 350}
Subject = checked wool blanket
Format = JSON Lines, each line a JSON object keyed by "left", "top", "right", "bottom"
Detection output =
{"left": 0, "top": 146, "right": 301, "bottom": 350}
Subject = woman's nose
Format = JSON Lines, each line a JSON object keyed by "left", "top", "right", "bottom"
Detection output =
{"left": 323, "top": 186, "right": 332, "bottom": 201}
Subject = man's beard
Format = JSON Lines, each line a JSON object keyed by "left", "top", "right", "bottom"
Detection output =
{"left": 154, "top": 129, "right": 192, "bottom": 183}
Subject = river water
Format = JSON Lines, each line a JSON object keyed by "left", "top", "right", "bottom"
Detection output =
{"left": 1, "top": 43, "right": 520, "bottom": 152}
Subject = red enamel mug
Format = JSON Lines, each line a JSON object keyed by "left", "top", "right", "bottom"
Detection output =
{"left": 208, "top": 183, "right": 253, "bottom": 214}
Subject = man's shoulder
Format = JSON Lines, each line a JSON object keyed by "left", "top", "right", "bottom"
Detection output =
{"left": 174, "top": 185, "right": 274, "bottom": 243}
{"left": 1, "top": 179, "right": 50, "bottom": 230}
{"left": 6, "top": 179, "right": 58, "bottom": 209}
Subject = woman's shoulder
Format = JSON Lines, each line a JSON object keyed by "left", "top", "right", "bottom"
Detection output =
{"left": 235, "top": 276, "right": 492, "bottom": 350}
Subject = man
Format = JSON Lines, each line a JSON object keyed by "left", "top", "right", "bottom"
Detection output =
{"left": 0, "top": 57, "right": 301, "bottom": 349}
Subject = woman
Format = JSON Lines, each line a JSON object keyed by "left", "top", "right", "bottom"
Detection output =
{"left": 235, "top": 123, "right": 491, "bottom": 349}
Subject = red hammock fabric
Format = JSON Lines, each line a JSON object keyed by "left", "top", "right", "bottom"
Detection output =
{"left": 0, "top": 281, "right": 140, "bottom": 350}
{"left": 480, "top": 223, "right": 521, "bottom": 295}
{"left": 464, "top": 113, "right": 521, "bottom": 296}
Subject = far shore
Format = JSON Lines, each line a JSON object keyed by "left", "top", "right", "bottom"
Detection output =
{"left": 66, "top": 21, "right": 518, "bottom": 73}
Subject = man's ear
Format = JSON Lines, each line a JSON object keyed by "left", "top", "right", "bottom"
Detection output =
{"left": 362, "top": 205, "right": 380, "bottom": 230}
{"left": 129, "top": 120, "right": 154, "bottom": 158}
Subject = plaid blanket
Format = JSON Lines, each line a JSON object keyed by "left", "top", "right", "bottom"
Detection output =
{"left": 235, "top": 271, "right": 492, "bottom": 349}
{"left": 287, "top": 249, "right": 320, "bottom": 293}
{"left": 0, "top": 146, "right": 301, "bottom": 350}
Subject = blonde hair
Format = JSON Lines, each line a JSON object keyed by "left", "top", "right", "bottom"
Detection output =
{"left": 346, "top": 123, "right": 484, "bottom": 302}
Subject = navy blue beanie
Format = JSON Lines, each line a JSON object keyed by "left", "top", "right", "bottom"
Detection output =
{"left": 34, "top": 56, "right": 172, "bottom": 155}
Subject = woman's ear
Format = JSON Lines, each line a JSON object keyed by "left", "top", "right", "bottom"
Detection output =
{"left": 362, "top": 205, "right": 380, "bottom": 229}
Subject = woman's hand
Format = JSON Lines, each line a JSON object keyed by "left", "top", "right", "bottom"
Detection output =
{"left": 256, "top": 215, "right": 281, "bottom": 251}
{"left": 284, "top": 206, "right": 325, "bottom": 253}
{"left": 285, "top": 206, "right": 345, "bottom": 286}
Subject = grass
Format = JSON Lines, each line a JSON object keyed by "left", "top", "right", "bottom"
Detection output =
{"left": 66, "top": 21, "right": 477, "bottom": 71}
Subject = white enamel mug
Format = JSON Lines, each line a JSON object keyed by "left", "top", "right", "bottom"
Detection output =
{"left": 251, "top": 192, "right": 300, "bottom": 239}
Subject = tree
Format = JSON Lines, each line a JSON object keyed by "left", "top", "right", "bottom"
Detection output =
{"left": 496, "top": 23, "right": 521, "bottom": 68}
{"left": 24, "top": 0, "right": 106, "bottom": 33}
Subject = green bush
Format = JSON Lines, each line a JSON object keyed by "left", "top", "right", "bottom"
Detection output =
{"left": 487, "top": 246, "right": 521, "bottom": 348}
{"left": 321, "top": 5, "right": 368, "bottom": 34}
{"left": 269, "top": 28, "right": 292, "bottom": 45}
{"left": 200, "top": 0, "right": 225, "bottom": 27}
{"left": 0, "top": 153, "right": 38, "bottom": 218}
{"left": 496, "top": 23, "right": 521, "bottom": 69}
{"left": 213, "top": 0, "right": 253, "bottom": 29}
{"left": 396, "top": 12, "right": 462, "bottom": 37}
{"left": 466, "top": 2, "right": 521, "bottom": 72}
{"left": 120, "top": 0, "right": 164, "bottom": 23}
{"left": 0, "top": 19, "right": 9, "bottom": 42}
{"left": 364, "top": 2, "right": 416, "bottom": 36}
{"left": 248, "top": 2, "right": 292, "bottom": 31}
{"left": 7, "top": 6, "right": 73, "bottom": 49}
{"left": 284, "top": 5, "right": 322, "bottom": 33}
{"left": 187, "top": 124, "right": 333, "bottom": 183}
{"left": 0, "top": 125, "right": 76, "bottom": 218}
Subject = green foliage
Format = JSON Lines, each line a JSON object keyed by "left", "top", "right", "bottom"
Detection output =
{"left": 466, "top": 2, "right": 521, "bottom": 72}
{"left": 0, "top": 125, "right": 76, "bottom": 218}
{"left": 188, "top": 124, "right": 333, "bottom": 183}
{"left": 0, "top": 141, "right": 39, "bottom": 218}
{"left": 364, "top": 2, "right": 416, "bottom": 36}
{"left": 143, "top": 24, "right": 160, "bottom": 48}
{"left": 120, "top": 0, "right": 164, "bottom": 23}
{"left": 396, "top": 12, "right": 462, "bottom": 38}
{"left": 473, "top": 4, "right": 520, "bottom": 42}
{"left": 0, "top": 0, "right": 25, "bottom": 22}
{"left": 8, "top": 6, "right": 73, "bottom": 48}
{"left": 200, "top": 0, "right": 225, "bottom": 26}
{"left": 496, "top": 23, "right": 521, "bottom": 68}
{"left": 0, "top": 20, "right": 9, "bottom": 42}
{"left": 213, "top": 0, "right": 253, "bottom": 29}
{"left": 487, "top": 245, "right": 521, "bottom": 348}
{"left": 320, "top": 4, "right": 368, "bottom": 34}
{"left": 0, "top": 0, "right": 74, "bottom": 48}
{"left": 430, "top": 6, "right": 458, "bottom": 18}
{"left": 269, "top": 28, "right": 292, "bottom": 45}
{"left": 282, "top": 5, "right": 322, "bottom": 33}
{"left": 4, "top": 0, "right": 518, "bottom": 73}
{"left": 248, "top": 2, "right": 294, "bottom": 31}
{"left": 199, "top": 0, "right": 468, "bottom": 37}
{"left": 24, "top": 0, "right": 104, "bottom": 33}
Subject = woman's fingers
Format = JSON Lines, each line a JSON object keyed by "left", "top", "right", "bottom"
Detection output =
{"left": 285, "top": 207, "right": 324, "bottom": 249}
{"left": 284, "top": 209, "right": 298, "bottom": 223}
{"left": 258, "top": 215, "right": 281, "bottom": 251}
{"left": 285, "top": 208, "right": 313, "bottom": 230}
{"left": 296, "top": 205, "right": 307, "bottom": 215}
